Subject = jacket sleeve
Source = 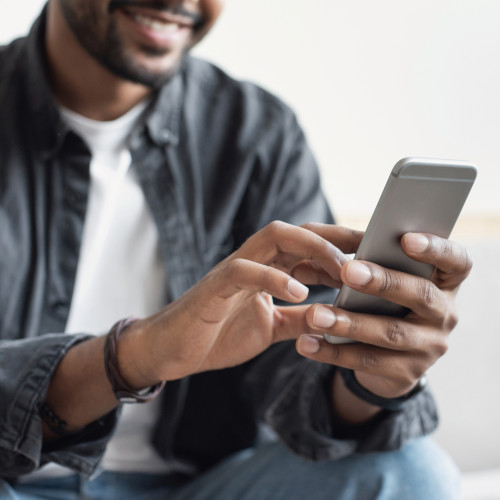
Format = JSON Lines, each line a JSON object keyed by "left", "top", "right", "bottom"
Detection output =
{"left": 0, "top": 334, "right": 119, "bottom": 478}
{"left": 246, "top": 341, "right": 438, "bottom": 461}
{"left": 243, "top": 106, "right": 439, "bottom": 460}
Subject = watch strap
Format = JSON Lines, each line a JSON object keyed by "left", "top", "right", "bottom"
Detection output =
{"left": 338, "top": 367, "right": 427, "bottom": 411}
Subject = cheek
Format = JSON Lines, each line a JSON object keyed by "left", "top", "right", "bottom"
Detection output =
{"left": 201, "top": 0, "right": 224, "bottom": 27}
{"left": 189, "top": 0, "right": 223, "bottom": 46}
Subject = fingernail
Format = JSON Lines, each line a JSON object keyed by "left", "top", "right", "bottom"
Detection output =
{"left": 288, "top": 279, "right": 309, "bottom": 299}
{"left": 337, "top": 250, "right": 351, "bottom": 266}
{"left": 405, "top": 233, "right": 430, "bottom": 253}
{"left": 313, "top": 306, "right": 336, "bottom": 328}
{"left": 298, "top": 335, "right": 320, "bottom": 354}
{"left": 346, "top": 261, "right": 372, "bottom": 285}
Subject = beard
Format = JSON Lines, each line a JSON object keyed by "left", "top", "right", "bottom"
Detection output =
{"left": 59, "top": 1, "right": 189, "bottom": 88}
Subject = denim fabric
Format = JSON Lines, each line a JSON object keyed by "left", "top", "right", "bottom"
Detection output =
{"left": 4, "top": 438, "right": 460, "bottom": 500}
{"left": 0, "top": 7, "right": 438, "bottom": 481}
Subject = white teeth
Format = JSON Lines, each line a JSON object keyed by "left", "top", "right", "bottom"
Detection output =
{"left": 133, "top": 13, "right": 180, "bottom": 33}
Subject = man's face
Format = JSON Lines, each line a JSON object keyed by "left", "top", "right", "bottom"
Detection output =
{"left": 57, "top": 0, "right": 223, "bottom": 87}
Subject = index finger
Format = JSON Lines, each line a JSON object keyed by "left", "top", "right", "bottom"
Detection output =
{"left": 301, "top": 223, "right": 364, "bottom": 255}
{"left": 235, "top": 221, "right": 349, "bottom": 281}
{"left": 402, "top": 233, "right": 473, "bottom": 289}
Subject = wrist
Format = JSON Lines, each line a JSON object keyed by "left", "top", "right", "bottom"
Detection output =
{"left": 354, "top": 370, "right": 416, "bottom": 399}
{"left": 338, "top": 368, "right": 427, "bottom": 411}
{"left": 111, "top": 318, "right": 163, "bottom": 390}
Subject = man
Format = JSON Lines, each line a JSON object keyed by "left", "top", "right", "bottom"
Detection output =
{"left": 0, "top": 0, "right": 469, "bottom": 498}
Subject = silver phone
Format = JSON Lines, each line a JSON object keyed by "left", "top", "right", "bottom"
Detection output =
{"left": 324, "top": 157, "right": 477, "bottom": 344}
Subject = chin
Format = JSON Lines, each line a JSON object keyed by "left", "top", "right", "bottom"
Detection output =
{"left": 99, "top": 46, "right": 186, "bottom": 88}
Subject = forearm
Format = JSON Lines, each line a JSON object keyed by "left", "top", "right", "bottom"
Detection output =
{"left": 0, "top": 333, "right": 116, "bottom": 476}
{"left": 43, "top": 319, "right": 158, "bottom": 436}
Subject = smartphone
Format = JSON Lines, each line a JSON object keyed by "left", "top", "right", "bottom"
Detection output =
{"left": 324, "top": 157, "right": 477, "bottom": 344}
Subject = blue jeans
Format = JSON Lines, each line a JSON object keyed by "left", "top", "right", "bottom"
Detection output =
{"left": 1, "top": 437, "right": 460, "bottom": 500}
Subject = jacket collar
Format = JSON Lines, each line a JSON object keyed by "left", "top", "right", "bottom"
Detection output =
{"left": 24, "top": 8, "right": 69, "bottom": 160}
{"left": 144, "top": 65, "right": 184, "bottom": 147}
{"left": 23, "top": 7, "right": 184, "bottom": 159}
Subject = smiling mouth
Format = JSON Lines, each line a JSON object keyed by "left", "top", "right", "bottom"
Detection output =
{"left": 129, "top": 12, "right": 184, "bottom": 33}
{"left": 109, "top": 1, "right": 204, "bottom": 31}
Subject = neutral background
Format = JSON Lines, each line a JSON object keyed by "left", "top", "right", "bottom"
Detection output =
{"left": 3, "top": 0, "right": 499, "bottom": 479}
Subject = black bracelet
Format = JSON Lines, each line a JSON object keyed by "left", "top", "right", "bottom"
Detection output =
{"left": 338, "top": 367, "right": 427, "bottom": 411}
{"left": 38, "top": 402, "right": 81, "bottom": 437}
{"left": 104, "top": 318, "right": 165, "bottom": 404}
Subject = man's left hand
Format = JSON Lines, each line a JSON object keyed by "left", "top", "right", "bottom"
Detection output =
{"left": 297, "top": 232, "right": 472, "bottom": 401}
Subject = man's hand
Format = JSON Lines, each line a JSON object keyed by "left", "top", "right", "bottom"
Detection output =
{"left": 47, "top": 221, "right": 357, "bottom": 433}
{"left": 296, "top": 231, "right": 472, "bottom": 422}
{"left": 118, "top": 221, "right": 356, "bottom": 387}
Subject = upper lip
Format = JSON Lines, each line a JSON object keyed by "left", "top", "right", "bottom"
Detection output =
{"left": 122, "top": 6, "right": 197, "bottom": 27}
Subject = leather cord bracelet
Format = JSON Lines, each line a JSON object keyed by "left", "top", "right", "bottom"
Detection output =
{"left": 104, "top": 317, "right": 165, "bottom": 404}
{"left": 337, "top": 367, "right": 427, "bottom": 411}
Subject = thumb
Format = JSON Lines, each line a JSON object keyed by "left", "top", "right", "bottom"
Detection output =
{"left": 272, "top": 305, "right": 315, "bottom": 343}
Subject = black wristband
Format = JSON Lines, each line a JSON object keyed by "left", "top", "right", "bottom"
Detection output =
{"left": 338, "top": 367, "right": 427, "bottom": 411}
{"left": 104, "top": 318, "right": 165, "bottom": 404}
{"left": 38, "top": 402, "right": 81, "bottom": 437}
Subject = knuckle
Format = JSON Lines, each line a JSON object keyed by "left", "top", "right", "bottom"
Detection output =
{"left": 393, "top": 370, "right": 413, "bottom": 388}
{"left": 463, "top": 249, "right": 474, "bottom": 275}
{"left": 345, "top": 315, "right": 359, "bottom": 339}
{"left": 301, "top": 221, "right": 315, "bottom": 232}
{"left": 224, "top": 258, "right": 248, "bottom": 282}
{"left": 444, "top": 240, "right": 474, "bottom": 276}
{"left": 385, "top": 321, "right": 405, "bottom": 346}
{"left": 395, "top": 361, "right": 423, "bottom": 386}
{"left": 434, "top": 337, "right": 449, "bottom": 358}
{"left": 433, "top": 299, "right": 459, "bottom": 334}
{"left": 339, "top": 226, "right": 364, "bottom": 243}
{"left": 304, "top": 231, "right": 332, "bottom": 262}
{"left": 266, "top": 220, "right": 287, "bottom": 237}
{"left": 348, "top": 227, "right": 364, "bottom": 241}
{"left": 226, "top": 258, "right": 244, "bottom": 275}
{"left": 440, "top": 239, "right": 454, "bottom": 260}
{"left": 419, "top": 280, "right": 438, "bottom": 307}
{"left": 313, "top": 234, "right": 332, "bottom": 256}
{"left": 446, "top": 307, "right": 459, "bottom": 331}
{"left": 409, "top": 363, "right": 427, "bottom": 383}
{"left": 379, "top": 270, "right": 403, "bottom": 294}
{"left": 257, "top": 266, "right": 272, "bottom": 288}
{"left": 328, "top": 343, "right": 342, "bottom": 362}
{"left": 359, "top": 348, "right": 379, "bottom": 371}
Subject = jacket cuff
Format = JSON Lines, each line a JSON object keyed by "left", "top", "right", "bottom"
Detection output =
{"left": 0, "top": 334, "right": 118, "bottom": 478}
{"left": 265, "top": 362, "right": 439, "bottom": 461}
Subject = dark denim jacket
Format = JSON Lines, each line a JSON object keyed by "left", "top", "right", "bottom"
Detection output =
{"left": 0, "top": 11, "right": 438, "bottom": 479}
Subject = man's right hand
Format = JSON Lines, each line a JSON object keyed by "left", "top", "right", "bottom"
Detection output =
{"left": 44, "top": 222, "right": 360, "bottom": 434}
{"left": 120, "top": 221, "right": 358, "bottom": 387}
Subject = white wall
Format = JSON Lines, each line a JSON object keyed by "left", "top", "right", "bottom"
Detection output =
{"left": 195, "top": 0, "right": 500, "bottom": 223}
{"left": 3, "top": 0, "right": 499, "bottom": 473}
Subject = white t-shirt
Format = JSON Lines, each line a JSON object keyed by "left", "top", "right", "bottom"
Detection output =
{"left": 25, "top": 100, "right": 171, "bottom": 480}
